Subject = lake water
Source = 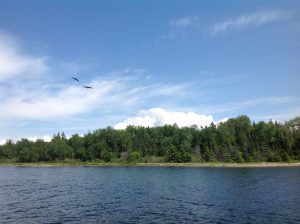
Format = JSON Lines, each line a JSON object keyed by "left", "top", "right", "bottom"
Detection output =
{"left": 0, "top": 166, "right": 300, "bottom": 224}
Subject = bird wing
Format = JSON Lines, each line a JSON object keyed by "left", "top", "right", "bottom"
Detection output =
{"left": 83, "top": 86, "right": 93, "bottom": 89}
{"left": 72, "top": 77, "right": 79, "bottom": 81}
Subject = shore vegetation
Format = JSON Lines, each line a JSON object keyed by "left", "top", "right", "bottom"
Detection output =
{"left": 1, "top": 116, "right": 300, "bottom": 165}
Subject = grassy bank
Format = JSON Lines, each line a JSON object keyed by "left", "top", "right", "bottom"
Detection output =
{"left": 1, "top": 159, "right": 300, "bottom": 168}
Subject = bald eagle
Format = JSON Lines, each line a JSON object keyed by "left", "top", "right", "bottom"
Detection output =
{"left": 82, "top": 86, "right": 93, "bottom": 89}
{"left": 72, "top": 77, "right": 79, "bottom": 82}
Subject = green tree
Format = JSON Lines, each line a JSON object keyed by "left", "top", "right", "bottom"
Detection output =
{"left": 2, "top": 115, "right": 300, "bottom": 164}
{"left": 0, "top": 140, "right": 15, "bottom": 159}
{"left": 203, "top": 145, "right": 216, "bottom": 162}
{"left": 101, "top": 149, "right": 113, "bottom": 162}
{"left": 18, "top": 147, "right": 32, "bottom": 162}
{"left": 48, "top": 134, "right": 73, "bottom": 161}
{"left": 127, "top": 151, "right": 142, "bottom": 163}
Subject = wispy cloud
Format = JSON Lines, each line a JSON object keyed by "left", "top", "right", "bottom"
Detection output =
{"left": 0, "top": 76, "right": 193, "bottom": 121}
{"left": 211, "top": 9, "right": 291, "bottom": 34}
{"left": 252, "top": 107, "right": 300, "bottom": 122}
{"left": 153, "top": 16, "right": 198, "bottom": 44}
{"left": 0, "top": 69, "right": 194, "bottom": 140}
{"left": 198, "top": 96, "right": 297, "bottom": 114}
{"left": 153, "top": 33, "right": 175, "bottom": 44}
{"left": 170, "top": 16, "right": 199, "bottom": 28}
{"left": 0, "top": 32, "right": 47, "bottom": 81}
{"left": 0, "top": 31, "right": 198, "bottom": 141}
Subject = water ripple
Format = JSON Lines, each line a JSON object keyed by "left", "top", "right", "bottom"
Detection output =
{"left": 0, "top": 167, "right": 300, "bottom": 223}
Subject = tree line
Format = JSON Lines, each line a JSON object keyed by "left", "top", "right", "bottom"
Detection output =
{"left": 0, "top": 115, "right": 300, "bottom": 163}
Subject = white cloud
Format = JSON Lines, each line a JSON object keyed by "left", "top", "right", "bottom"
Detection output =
{"left": 170, "top": 16, "right": 198, "bottom": 28}
{"left": 217, "top": 117, "right": 229, "bottom": 124}
{"left": 0, "top": 139, "right": 7, "bottom": 145}
{"left": 0, "top": 79, "right": 126, "bottom": 120}
{"left": 114, "top": 108, "right": 226, "bottom": 129}
{"left": 0, "top": 135, "right": 53, "bottom": 145}
{"left": 211, "top": 9, "right": 290, "bottom": 34}
{"left": 0, "top": 32, "right": 47, "bottom": 81}
{"left": 0, "top": 67, "right": 193, "bottom": 141}
{"left": 0, "top": 73, "right": 192, "bottom": 121}
{"left": 0, "top": 34, "right": 178, "bottom": 125}
{"left": 27, "top": 135, "right": 53, "bottom": 142}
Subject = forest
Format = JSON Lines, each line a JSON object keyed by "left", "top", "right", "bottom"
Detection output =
{"left": 0, "top": 115, "right": 300, "bottom": 163}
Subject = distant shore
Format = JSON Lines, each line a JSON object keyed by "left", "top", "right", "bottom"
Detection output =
{"left": 1, "top": 161, "right": 300, "bottom": 168}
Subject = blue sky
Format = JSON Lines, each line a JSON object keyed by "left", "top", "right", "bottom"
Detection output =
{"left": 0, "top": 0, "right": 299, "bottom": 142}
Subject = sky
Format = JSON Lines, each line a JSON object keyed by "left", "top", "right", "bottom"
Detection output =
{"left": 0, "top": 0, "right": 299, "bottom": 143}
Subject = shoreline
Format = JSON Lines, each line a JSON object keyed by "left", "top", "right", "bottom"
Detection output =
{"left": 1, "top": 162, "right": 300, "bottom": 168}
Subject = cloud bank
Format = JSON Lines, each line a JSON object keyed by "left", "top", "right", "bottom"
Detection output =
{"left": 114, "top": 108, "right": 227, "bottom": 129}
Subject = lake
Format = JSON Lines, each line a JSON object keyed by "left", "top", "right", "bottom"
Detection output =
{"left": 0, "top": 166, "right": 300, "bottom": 223}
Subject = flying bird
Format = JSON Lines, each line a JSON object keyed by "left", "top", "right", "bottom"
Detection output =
{"left": 71, "top": 76, "right": 93, "bottom": 89}
{"left": 72, "top": 77, "right": 79, "bottom": 82}
{"left": 82, "top": 86, "right": 93, "bottom": 89}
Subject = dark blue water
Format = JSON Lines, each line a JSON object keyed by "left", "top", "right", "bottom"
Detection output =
{"left": 0, "top": 167, "right": 300, "bottom": 224}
